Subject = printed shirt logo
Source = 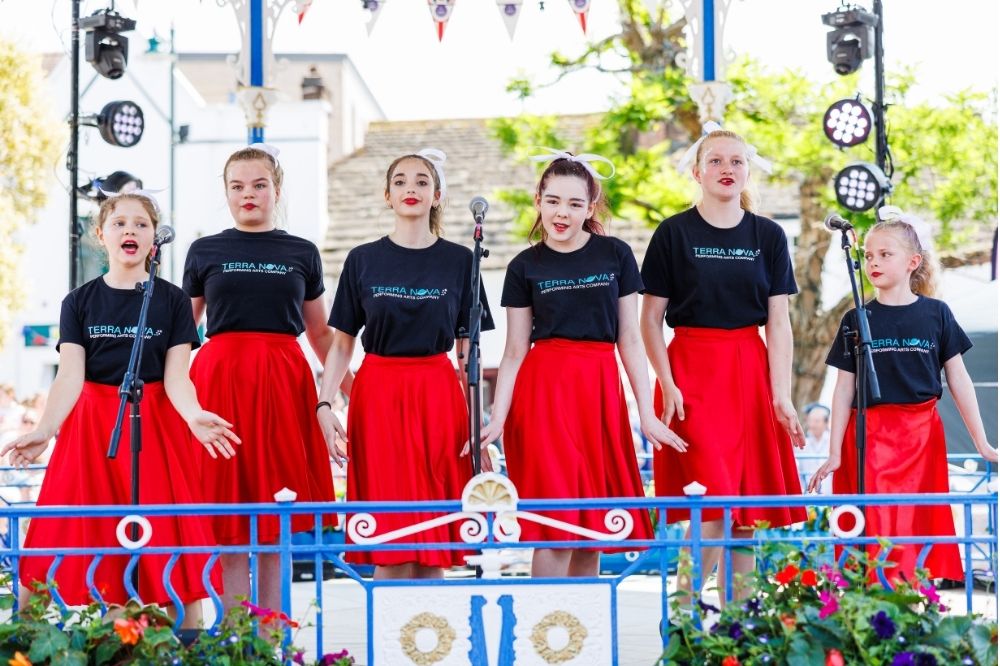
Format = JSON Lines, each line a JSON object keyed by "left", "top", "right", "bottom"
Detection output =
{"left": 537, "top": 273, "right": 616, "bottom": 295}
{"left": 692, "top": 246, "right": 761, "bottom": 261}
{"left": 871, "top": 337, "right": 934, "bottom": 354}
{"left": 220, "top": 261, "right": 295, "bottom": 275}
{"left": 370, "top": 285, "right": 448, "bottom": 300}
{"left": 87, "top": 325, "right": 163, "bottom": 340}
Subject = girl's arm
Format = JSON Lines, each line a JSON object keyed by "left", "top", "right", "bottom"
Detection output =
{"left": 944, "top": 353, "right": 998, "bottom": 463}
{"left": 764, "top": 294, "right": 805, "bottom": 447}
{"left": 316, "top": 329, "right": 357, "bottom": 466}
{"left": 462, "top": 307, "right": 532, "bottom": 455}
{"left": 617, "top": 293, "right": 687, "bottom": 452}
{"left": 807, "top": 369, "right": 856, "bottom": 492}
{"left": 191, "top": 296, "right": 206, "bottom": 327}
{"left": 639, "top": 294, "right": 684, "bottom": 425}
{"left": 303, "top": 296, "right": 354, "bottom": 395}
{"left": 163, "top": 344, "right": 240, "bottom": 459}
{"left": 1, "top": 344, "right": 86, "bottom": 467}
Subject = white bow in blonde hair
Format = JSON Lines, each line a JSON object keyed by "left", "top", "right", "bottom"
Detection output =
{"left": 529, "top": 147, "right": 617, "bottom": 181}
{"left": 677, "top": 121, "right": 774, "bottom": 174}
{"left": 249, "top": 142, "right": 281, "bottom": 165}
{"left": 878, "top": 205, "right": 934, "bottom": 252}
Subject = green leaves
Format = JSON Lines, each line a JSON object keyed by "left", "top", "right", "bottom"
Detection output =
{"left": 27, "top": 625, "right": 69, "bottom": 662}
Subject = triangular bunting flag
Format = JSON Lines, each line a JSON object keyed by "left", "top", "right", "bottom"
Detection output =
{"left": 496, "top": 0, "right": 522, "bottom": 40}
{"left": 293, "top": 0, "right": 312, "bottom": 24}
{"left": 567, "top": 0, "right": 589, "bottom": 34}
{"left": 363, "top": 0, "right": 386, "bottom": 35}
{"left": 428, "top": 0, "right": 456, "bottom": 42}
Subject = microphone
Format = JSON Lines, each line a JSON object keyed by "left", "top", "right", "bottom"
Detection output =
{"left": 153, "top": 225, "right": 175, "bottom": 246}
{"left": 824, "top": 213, "right": 853, "bottom": 232}
{"left": 469, "top": 196, "right": 489, "bottom": 224}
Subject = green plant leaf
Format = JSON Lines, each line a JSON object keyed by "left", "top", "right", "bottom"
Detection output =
{"left": 787, "top": 634, "right": 825, "bottom": 666}
{"left": 50, "top": 650, "right": 88, "bottom": 666}
{"left": 969, "top": 623, "right": 998, "bottom": 666}
{"left": 28, "top": 625, "right": 70, "bottom": 662}
{"left": 93, "top": 638, "right": 121, "bottom": 666}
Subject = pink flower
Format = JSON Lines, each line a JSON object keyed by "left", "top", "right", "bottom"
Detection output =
{"left": 820, "top": 564, "right": 850, "bottom": 589}
{"left": 819, "top": 590, "right": 839, "bottom": 619}
{"left": 919, "top": 584, "right": 947, "bottom": 612}
{"left": 241, "top": 600, "right": 269, "bottom": 617}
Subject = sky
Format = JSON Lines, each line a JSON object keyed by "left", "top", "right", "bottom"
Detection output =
{"left": 0, "top": 0, "right": 996, "bottom": 120}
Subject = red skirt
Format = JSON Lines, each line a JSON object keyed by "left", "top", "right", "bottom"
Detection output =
{"left": 653, "top": 327, "right": 806, "bottom": 527}
{"left": 503, "top": 339, "right": 653, "bottom": 549}
{"left": 22, "top": 382, "right": 222, "bottom": 606}
{"left": 833, "top": 400, "right": 962, "bottom": 582}
{"left": 190, "top": 332, "right": 335, "bottom": 545}
{"left": 346, "top": 353, "right": 471, "bottom": 567}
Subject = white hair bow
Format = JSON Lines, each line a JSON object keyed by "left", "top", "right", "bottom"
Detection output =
{"left": 98, "top": 187, "right": 164, "bottom": 214}
{"left": 417, "top": 147, "right": 448, "bottom": 199}
{"left": 249, "top": 142, "right": 281, "bottom": 165}
{"left": 529, "top": 147, "right": 616, "bottom": 181}
{"left": 677, "top": 121, "right": 774, "bottom": 174}
{"left": 878, "top": 205, "right": 934, "bottom": 251}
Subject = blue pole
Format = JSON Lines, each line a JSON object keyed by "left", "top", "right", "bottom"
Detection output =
{"left": 702, "top": 0, "right": 715, "bottom": 82}
{"left": 249, "top": 0, "right": 265, "bottom": 143}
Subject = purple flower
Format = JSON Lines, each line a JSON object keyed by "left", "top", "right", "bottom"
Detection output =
{"left": 915, "top": 655, "right": 937, "bottom": 666}
{"left": 746, "top": 598, "right": 762, "bottom": 613}
{"left": 870, "top": 610, "right": 896, "bottom": 639}
{"left": 728, "top": 622, "right": 743, "bottom": 640}
{"left": 292, "top": 651, "right": 306, "bottom": 665}
{"left": 697, "top": 599, "right": 720, "bottom": 614}
{"left": 819, "top": 590, "right": 839, "bottom": 619}
{"left": 891, "top": 653, "right": 916, "bottom": 666}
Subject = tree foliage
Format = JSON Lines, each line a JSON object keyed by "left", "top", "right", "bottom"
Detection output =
{"left": 491, "top": 1, "right": 997, "bottom": 406}
{"left": 0, "top": 39, "right": 66, "bottom": 351}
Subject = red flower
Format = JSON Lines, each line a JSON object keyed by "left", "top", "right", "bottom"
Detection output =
{"left": 775, "top": 564, "right": 799, "bottom": 585}
{"left": 800, "top": 569, "right": 818, "bottom": 587}
{"left": 8, "top": 652, "right": 31, "bottom": 666}
{"left": 780, "top": 614, "right": 797, "bottom": 630}
{"left": 114, "top": 617, "right": 144, "bottom": 645}
{"left": 826, "top": 648, "right": 845, "bottom": 666}
{"left": 722, "top": 657, "right": 740, "bottom": 666}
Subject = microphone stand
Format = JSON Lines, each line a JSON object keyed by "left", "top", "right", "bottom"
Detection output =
{"left": 464, "top": 212, "right": 489, "bottom": 477}
{"left": 107, "top": 241, "right": 164, "bottom": 593}
{"left": 838, "top": 227, "right": 880, "bottom": 536}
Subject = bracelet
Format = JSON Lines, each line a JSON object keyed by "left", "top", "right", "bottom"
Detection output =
{"left": 315, "top": 401, "right": 332, "bottom": 414}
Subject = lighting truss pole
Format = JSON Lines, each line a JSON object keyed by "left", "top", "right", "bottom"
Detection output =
{"left": 872, "top": 0, "right": 888, "bottom": 195}
{"left": 69, "top": 0, "right": 81, "bottom": 290}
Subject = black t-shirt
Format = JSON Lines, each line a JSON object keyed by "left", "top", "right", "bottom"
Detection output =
{"left": 501, "top": 234, "right": 642, "bottom": 343}
{"left": 182, "top": 228, "right": 326, "bottom": 337}
{"left": 58, "top": 276, "right": 200, "bottom": 385}
{"left": 641, "top": 207, "right": 798, "bottom": 329}
{"left": 826, "top": 297, "right": 972, "bottom": 406}
{"left": 328, "top": 237, "right": 495, "bottom": 356}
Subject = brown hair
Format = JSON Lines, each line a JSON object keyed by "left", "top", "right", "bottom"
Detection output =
{"left": 95, "top": 194, "right": 160, "bottom": 271}
{"left": 528, "top": 156, "right": 608, "bottom": 243}
{"left": 866, "top": 220, "right": 939, "bottom": 297}
{"left": 694, "top": 130, "right": 759, "bottom": 213}
{"left": 223, "top": 146, "right": 284, "bottom": 194}
{"left": 384, "top": 154, "right": 444, "bottom": 236}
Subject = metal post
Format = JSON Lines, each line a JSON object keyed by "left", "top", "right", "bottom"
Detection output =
{"left": 169, "top": 23, "right": 177, "bottom": 281}
{"left": 702, "top": 0, "right": 715, "bottom": 82}
{"left": 69, "top": 0, "right": 81, "bottom": 291}
{"left": 872, "top": 0, "right": 888, "bottom": 208}
{"left": 249, "top": 0, "right": 265, "bottom": 144}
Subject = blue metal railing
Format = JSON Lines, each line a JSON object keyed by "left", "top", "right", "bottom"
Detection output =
{"left": 0, "top": 485, "right": 995, "bottom": 664}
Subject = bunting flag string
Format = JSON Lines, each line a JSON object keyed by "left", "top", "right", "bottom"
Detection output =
{"left": 362, "top": 0, "right": 387, "bottom": 35}
{"left": 567, "top": 0, "right": 590, "bottom": 34}
{"left": 293, "top": 0, "right": 312, "bottom": 24}
{"left": 495, "top": 0, "right": 523, "bottom": 40}
{"left": 428, "top": 0, "right": 457, "bottom": 41}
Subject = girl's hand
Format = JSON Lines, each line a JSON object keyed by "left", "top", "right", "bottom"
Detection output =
{"left": 640, "top": 415, "right": 688, "bottom": 453}
{"left": 461, "top": 420, "right": 502, "bottom": 458}
{"left": 188, "top": 411, "right": 240, "bottom": 459}
{"left": 773, "top": 398, "right": 806, "bottom": 448}
{"left": 658, "top": 381, "right": 685, "bottom": 426}
{"left": 1, "top": 430, "right": 53, "bottom": 468}
{"left": 976, "top": 442, "right": 998, "bottom": 464}
{"left": 317, "top": 408, "right": 349, "bottom": 468}
{"left": 807, "top": 455, "right": 840, "bottom": 493}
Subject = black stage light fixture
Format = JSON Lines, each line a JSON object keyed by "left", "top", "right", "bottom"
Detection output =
{"left": 821, "top": 6, "right": 877, "bottom": 75}
{"left": 834, "top": 161, "right": 890, "bottom": 212}
{"left": 823, "top": 97, "right": 873, "bottom": 148}
{"left": 81, "top": 100, "right": 145, "bottom": 147}
{"left": 80, "top": 9, "right": 137, "bottom": 80}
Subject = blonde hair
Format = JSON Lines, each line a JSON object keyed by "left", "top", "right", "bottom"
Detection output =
{"left": 867, "top": 220, "right": 939, "bottom": 297}
{"left": 95, "top": 194, "right": 160, "bottom": 271}
{"left": 694, "top": 130, "right": 759, "bottom": 213}
{"left": 223, "top": 146, "right": 284, "bottom": 193}
{"left": 384, "top": 154, "right": 444, "bottom": 236}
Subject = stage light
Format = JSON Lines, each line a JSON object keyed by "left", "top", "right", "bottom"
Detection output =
{"left": 80, "top": 9, "right": 137, "bottom": 80}
{"left": 834, "top": 162, "right": 890, "bottom": 212}
{"left": 821, "top": 7, "right": 877, "bottom": 75}
{"left": 77, "top": 171, "right": 143, "bottom": 202}
{"left": 823, "top": 98, "right": 872, "bottom": 148}
{"left": 81, "top": 101, "right": 145, "bottom": 147}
